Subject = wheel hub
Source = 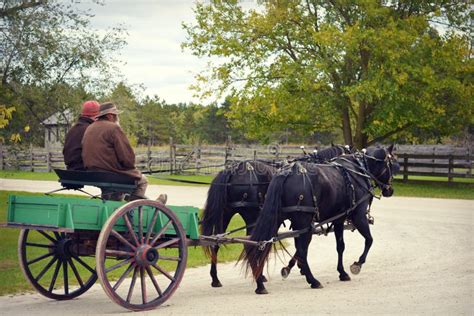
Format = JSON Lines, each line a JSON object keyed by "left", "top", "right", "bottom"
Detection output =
{"left": 56, "top": 237, "right": 73, "bottom": 260}
{"left": 135, "top": 245, "right": 159, "bottom": 267}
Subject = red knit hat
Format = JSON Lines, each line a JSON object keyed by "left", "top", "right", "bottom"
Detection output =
{"left": 81, "top": 100, "right": 100, "bottom": 118}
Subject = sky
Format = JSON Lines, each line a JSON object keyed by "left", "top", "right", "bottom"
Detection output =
{"left": 80, "top": 0, "right": 211, "bottom": 104}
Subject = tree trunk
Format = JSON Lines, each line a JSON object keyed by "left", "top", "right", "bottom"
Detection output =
{"left": 341, "top": 106, "right": 352, "bottom": 147}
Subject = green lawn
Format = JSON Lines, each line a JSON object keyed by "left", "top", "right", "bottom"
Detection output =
{"left": 0, "top": 190, "right": 245, "bottom": 296}
{"left": 0, "top": 170, "right": 213, "bottom": 186}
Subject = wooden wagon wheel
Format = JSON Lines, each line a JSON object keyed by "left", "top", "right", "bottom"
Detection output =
{"left": 96, "top": 200, "right": 188, "bottom": 311}
{"left": 18, "top": 229, "right": 98, "bottom": 300}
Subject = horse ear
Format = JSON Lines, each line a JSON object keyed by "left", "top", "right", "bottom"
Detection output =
{"left": 387, "top": 144, "right": 394, "bottom": 154}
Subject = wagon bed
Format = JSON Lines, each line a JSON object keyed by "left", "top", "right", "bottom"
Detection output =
{"left": 7, "top": 195, "right": 200, "bottom": 240}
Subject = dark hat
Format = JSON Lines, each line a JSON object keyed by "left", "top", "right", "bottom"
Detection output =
{"left": 97, "top": 102, "right": 122, "bottom": 117}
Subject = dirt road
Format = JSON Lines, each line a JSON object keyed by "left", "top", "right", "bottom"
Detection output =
{"left": 0, "top": 180, "right": 472, "bottom": 315}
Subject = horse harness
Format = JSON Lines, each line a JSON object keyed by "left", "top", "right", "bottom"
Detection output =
{"left": 279, "top": 152, "right": 391, "bottom": 225}
{"left": 227, "top": 161, "right": 269, "bottom": 210}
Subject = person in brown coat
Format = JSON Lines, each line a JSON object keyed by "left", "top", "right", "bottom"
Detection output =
{"left": 63, "top": 100, "right": 100, "bottom": 170}
{"left": 82, "top": 102, "right": 153, "bottom": 201}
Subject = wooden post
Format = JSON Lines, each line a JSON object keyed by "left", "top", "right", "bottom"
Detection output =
{"left": 403, "top": 156, "right": 408, "bottom": 183}
{"left": 169, "top": 137, "right": 175, "bottom": 174}
{"left": 253, "top": 149, "right": 257, "bottom": 162}
{"left": 30, "top": 143, "right": 34, "bottom": 172}
{"left": 47, "top": 151, "right": 52, "bottom": 172}
{"left": 147, "top": 140, "right": 152, "bottom": 172}
{"left": 448, "top": 154, "right": 453, "bottom": 182}
{"left": 195, "top": 145, "right": 201, "bottom": 175}
{"left": 0, "top": 143, "right": 3, "bottom": 171}
{"left": 467, "top": 148, "right": 471, "bottom": 177}
{"left": 224, "top": 135, "right": 231, "bottom": 166}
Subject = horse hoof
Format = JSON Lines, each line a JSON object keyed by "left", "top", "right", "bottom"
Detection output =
{"left": 261, "top": 275, "right": 268, "bottom": 282}
{"left": 255, "top": 288, "right": 268, "bottom": 295}
{"left": 350, "top": 262, "right": 361, "bottom": 275}
{"left": 211, "top": 281, "right": 223, "bottom": 287}
{"left": 281, "top": 267, "right": 290, "bottom": 279}
{"left": 311, "top": 282, "right": 323, "bottom": 289}
{"left": 339, "top": 273, "right": 351, "bottom": 281}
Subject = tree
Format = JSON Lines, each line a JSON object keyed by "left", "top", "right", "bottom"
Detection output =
{"left": 0, "top": 0, "right": 126, "bottom": 144}
{"left": 183, "top": 0, "right": 472, "bottom": 148}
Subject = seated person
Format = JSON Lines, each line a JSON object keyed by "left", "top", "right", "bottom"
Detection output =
{"left": 63, "top": 101, "right": 100, "bottom": 170}
{"left": 82, "top": 102, "right": 166, "bottom": 203}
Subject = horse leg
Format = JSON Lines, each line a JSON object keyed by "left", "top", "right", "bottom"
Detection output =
{"left": 281, "top": 237, "right": 304, "bottom": 278}
{"left": 334, "top": 222, "right": 351, "bottom": 281}
{"left": 350, "top": 210, "right": 373, "bottom": 275}
{"left": 296, "top": 232, "right": 323, "bottom": 289}
{"left": 255, "top": 274, "right": 268, "bottom": 294}
{"left": 210, "top": 210, "right": 234, "bottom": 287}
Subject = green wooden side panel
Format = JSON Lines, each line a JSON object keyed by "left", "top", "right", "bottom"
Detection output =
{"left": 7, "top": 195, "right": 200, "bottom": 240}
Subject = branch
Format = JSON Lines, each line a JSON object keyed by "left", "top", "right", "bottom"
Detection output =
{"left": 367, "top": 123, "right": 412, "bottom": 146}
{"left": 0, "top": 1, "right": 45, "bottom": 18}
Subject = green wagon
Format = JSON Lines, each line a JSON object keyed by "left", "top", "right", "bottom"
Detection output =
{"left": 2, "top": 169, "right": 201, "bottom": 311}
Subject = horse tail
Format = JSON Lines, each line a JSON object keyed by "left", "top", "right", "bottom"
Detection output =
{"left": 201, "top": 169, "right": 230, "bottom": 259}
{"left": 240, "top": 173, "right": 287, "bottom": 280}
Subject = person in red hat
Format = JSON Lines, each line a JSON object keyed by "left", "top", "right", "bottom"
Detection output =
{"left": 62, "top": 100, "right": 100, "bottom": 170}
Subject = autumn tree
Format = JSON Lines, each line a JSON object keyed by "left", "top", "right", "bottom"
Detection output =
{"left": 0, "top": 0, "right": 126, "bottom": 144}
{"left": 183, "top": 0, "right": 472, "bottom": 148}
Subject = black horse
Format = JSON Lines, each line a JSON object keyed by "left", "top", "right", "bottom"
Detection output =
{"left": 201, "top": 145, "right": 352, "bottom": 288}
{"left": 241, "top": 145, "right": 399, "bottom": 294}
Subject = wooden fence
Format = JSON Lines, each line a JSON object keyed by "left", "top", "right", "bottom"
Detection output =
{"left": 0, "top": 143, "right": 472, "bottom": 183}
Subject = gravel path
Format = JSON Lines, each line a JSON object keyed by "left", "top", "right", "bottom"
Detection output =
{"left": 0, "top": 179, "right": 472, "bottom": 315}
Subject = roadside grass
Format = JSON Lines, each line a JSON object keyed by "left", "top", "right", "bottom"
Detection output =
{"left": 0, "top": 190, "right": 245, "bottom": 296}
{"left": 0, "top": 170, "right": 214, "bottom": 186}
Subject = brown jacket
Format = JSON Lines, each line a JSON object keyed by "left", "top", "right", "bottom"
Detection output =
{"left": 63, "top": 116, "right": 94, "bottom": 170}
{"left": 82, "top": 119, "right": 141, "bottom": 179}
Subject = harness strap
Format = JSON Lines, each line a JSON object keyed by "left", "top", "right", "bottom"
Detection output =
{"left": 281, "top": 206, "right": 318, "bottom": 214}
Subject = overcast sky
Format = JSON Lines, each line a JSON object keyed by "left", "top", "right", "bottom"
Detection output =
{"left": 81, "top": 0, "right": 210, "bottom": 104}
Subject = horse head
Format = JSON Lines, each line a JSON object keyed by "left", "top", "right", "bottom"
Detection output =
{"left": 364, "top": 144, "right": 400, "bottom": 197}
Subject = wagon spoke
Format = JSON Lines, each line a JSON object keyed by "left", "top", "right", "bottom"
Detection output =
{"left": 105, "top": 249, "right": 134, "bottom": 258}
{"left": 63, "top": 259, "right": 69, "bottom": 295}
{"left": 67, "top": 257, "right": 84, "bottom": 287}
{"left": 149, "top": 220, "right": 172, "bottom": 247}
{"left": 112, "top": 263, "right": 135, "bottom": 291}
{"left": 25, "top": 242, "right": 54, "bottom": 249}
{"left": 123, "top": 212, "right": 140, "bottom": 246}
{"left": 71, "top": 254, "right": 96, "bottom": 274}
{"left": 38, "top": 230, "right": 57, "bottom": 243}
{"left": 159, "top": 255, "right": 181, "bottom": 262}
{"left": 145, "top": 266, "right": 162, "bottom": 297}
{"left": 154, "top": 238, "right": 180, "bottom": 250}
{"left": 126, "top": 266, "right": 139, "bottom": 303}
{"left": 140, "top": 267, "right": 147, "bottom": 304}
{"left": 138, "top": 206, "right": 143, "bottom": 244}
{"left": 27, "top": 251, "right": 54, "bottom": 265}
{"left": 48, "top": 259, "right": 62, "bottom": 293}
{"left": 152, "top": 263, "right": 175, "bottom": 281}
{"left": 145, "top": 208, "right": 160, "bottom": 244}
{"left": 53, "top": 232, "right": 61, "bottom": 240}
{"left": 110, "top": 230, "right": 137, "bottom": 250}
{"left": 106, "top": 257, "right": 134, "bottom": 274}
{"left": 35, "top": 256, "right": 58, "bottom": 282}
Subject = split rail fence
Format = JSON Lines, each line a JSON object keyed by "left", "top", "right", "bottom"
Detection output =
{"left": 0, "top": 142, "right": 471, "bottom": 183}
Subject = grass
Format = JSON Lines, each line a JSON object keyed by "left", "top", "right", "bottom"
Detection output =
{"left": 0, "top": 170, "right": 214, "bottom": 186}
{"left": 0, "top": 190, "right": 246, "bottom": 296}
